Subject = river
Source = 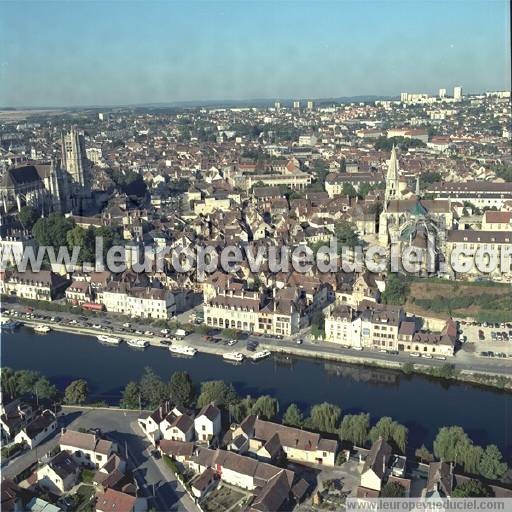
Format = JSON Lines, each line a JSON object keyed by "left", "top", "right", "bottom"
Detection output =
{"left": 2, "top": 327, "right": 511, "bottom": 456}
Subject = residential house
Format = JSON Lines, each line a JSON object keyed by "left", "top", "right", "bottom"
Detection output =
{"left": 59, "top": 429, "right": 115, "bottom": 468}
{"left": 227, "top": 416, "right": 338, "bottom": 467}
{"left": 3, "top": 270, "right": 69, "bottom": 301}
{"left": 95, "top": 488, "right": 147, "bottom": 512}
{"left": 14, "top": 410, "right": 56, "bottom": 449}
{"left": 36, "top": 451, "right": 80, "bottom": 495}
{"left": 194, "top": 404, "right": 222, "bottom": 444}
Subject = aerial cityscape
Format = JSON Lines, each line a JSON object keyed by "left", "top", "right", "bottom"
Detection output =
{"left": 0, "top": 1, "right": 511, "bottom": 511}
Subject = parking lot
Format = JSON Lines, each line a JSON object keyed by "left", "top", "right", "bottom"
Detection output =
{"left": 458, "top": 320, "right": 512, "bottom": 358}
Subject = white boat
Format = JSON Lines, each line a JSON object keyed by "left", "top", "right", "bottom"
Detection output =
{"left": 34, "top": 324, "right": 51, "bottom": 334}
{"left": 223, "top": 352, "right": 245, "bottom": 362}
{"left": 251, "top": 350, "right": 271, "bottom": 361}
{"left": 127, "top": 339, "right": 149, "bottom": 349}
{"left": 97, "top": 335, "right": 121, "bottom": 345}
{"left": 169, "top": 345, "right": 197, "bottom": 357}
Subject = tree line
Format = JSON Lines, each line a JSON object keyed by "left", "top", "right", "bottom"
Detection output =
{"left": 4, "top": 367, "right": 508, "bottom": 482}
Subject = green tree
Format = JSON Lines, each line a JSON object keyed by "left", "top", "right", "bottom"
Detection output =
{"left": 415, "top": 444, "right": 434, "bottom": 463}
{"left": 64, "top": 379, "right": 88, "bottom": 405}
{"left": 283, "top": 403, "right": 304, "bottom": 428}
{"left": 401, "top": 362, "right": 414, "bottom": 375}
{"left": 231, "top": 396, "right": 255, "bottom": 423}
{"left": 381, "top": 481, "right": 406, "bottom": 498}
{"left": 32, "top": 213, "right": 75, "bottom": 248}
{"left": 369, "top": 417, "right": 408, "bottom": 453}
{"left": 433, "top": 426, "right": 472, "bottom": 466}
{"left": 251, "top": 395, "right": 279, "bottom": 420}
{"left": 14, "top": 370, "right": 40, "bottom": 395}
{"left": 308, "top": 403, "right": 341, "bottom": 434}
{"left": 33, "top": 377, "right": 58, "bottom": 400}
{"left": 342, "top": 182, "right": 358, "bottom": 198}
{"left": 169, "top": 371, "right": 195, "bottom": 407}
{"left": 1, "top": 368, "right": 18, "bottom": 398}
{"left": 452, "top": 480, "right": 493, "bottom": 498}
{"left": 197, "top": 380, "right": 239, "bottom": 409}
{"left": 334, "top": 220, "right": 361, "bottom": 248}
{"left": 19, "top": 206, "right": 40, "bottom": 230}
{"left": 381, "top": 274, "right": 410, "bottom": 305}
{"left": 463, "top": 445, "right": 484, "bottom": 475}
{"left": 340, "top": 413, "right": 370, "bottom": 447}
{"left": 139, "top": 367, "right": 168, "bottom": 408}
{"left": 120, "top": 381, "right": 141, "bottom": 409}
{"left": 478, "top": 445, "right": 508, "bottom": 480}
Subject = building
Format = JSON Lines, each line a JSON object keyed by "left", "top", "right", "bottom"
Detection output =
{"left": 358, "top": 438, "right": 407, "bottom": 494}
{"left": 194, "top": 404, "right": 222, "bottom": 443}
{"left": 293, "top": 101, "right": 300, "bottom": 109}
{"left": 96, "top": 488, "right": 147, "bottom": 512}
{"left": 439, "top": 88, "right": 446, "bottom": 98}
{"left": 227, "top": 415, "right": 338, "bottom": 467}
{"left": 481, "top": 211, "right": 512, "bottom": 231}
{"left": 101, "top": 282, "right": 176, "bottom": 319}
{"left": 307, "top": 100, "right": 314, "bottom": 110}
{"left": 3, "top": 270, "right": 69, "bottom": 301}
{"left": 37, "top": 451, "right": 80, "bottom": 495}
{"left": 59, "top": 429, "right": 115, "bottom": 468}
{"left": 14, "top": 410, "right": 56, "bottom": 449}
{"left": 453, "top": 86, "right": 462, "bottom": 100}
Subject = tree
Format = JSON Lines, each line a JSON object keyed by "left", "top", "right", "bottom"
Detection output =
{"left": 342, "top": 182, "right": 357, "bottom": 198}
{"left": 251, "top": 395, "right": 279, "bottom": 420}
{"left": 19, "top": 206, "right": 40, "bottom": 230}
{"left": 463, "top": 445, "right": 484, "bottom": 475}
{"left": 452, "top": 480, "right": 493, "bottom": 498}
{"left": 14, "top": 370, "right": 40, "bottom": 395}
{"left": 231, "top": 396, "right": 255, "bottom": 423}
{"left": 283, "top": 403, "right": 303, "bottom": 428}
{"left": 64, "top": 379, "right": 88, "bottom": 405}
{"left": 401, "top": 362, "right": 414, "bottom": 375}
{"left": 478, "top": 445, "right": 508, "bottom": 480}
{"left": 369, "top": 417, "right": 408, "bottom": 453}
{"left": 1, "top": 368, "right": 18, "bottom": 398}
{"left": 120, "top": 381, "right": 141, "bottom": 409}
{"left": 139, "top": 368, "right": 168, "bottom": 408}
{"left": 415, "top": 444, "right": 434, "bottom": 463}
{"left": 381, "top": 481, "right": 405, "bottom": 498}
{"left": 169, "top": 371, "right": 194, "bottom": 407}
{"left": 334, "top": 220, "right": 361, "bottom": 250}
{"left": 34, "top": 377, "right": 58, "bottom": 400}
{"left": 381, "top": 274, "right": 410, "bottom": 305}
{"left": 197, "top": 380, "right": 238, "bottom": 409}
{"left": 308, "top": 403, "right": 341, "bottom": 434}
{"left": 340, "top": 413, "right": 370, "bottom": 447}
{"left": 32, "top": 213, "right": 75, "bottom": 248}
{"left": 433, "top": 426, "right": 472, "bottom": 466}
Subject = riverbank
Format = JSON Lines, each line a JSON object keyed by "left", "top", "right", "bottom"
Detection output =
{"left": 9, "top": 314, "right": 512, "bottom": 392}
{"left": 3, "top": 328, "right": 511, "bottom": 452}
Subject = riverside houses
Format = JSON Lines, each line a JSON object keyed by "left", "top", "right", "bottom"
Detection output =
{"left": 2, "top": 270, "right": 69, "bottom": 301}
{"left": 14, "top": 410, "right": 57, "bottom": 449}
{"left": 204, "top": 287, "right": 304, "bottom": 336}
{"left": 101, "top": 280, "right": 176, "bottom": 319}
{"left": 325, "top": 302, "right": 456, "bottom": 356}
{"left": 225, "top": 415, "right": 338, "bottom": 467}
{"left": 59, "top": 429, "right": 115, "bottom": 468}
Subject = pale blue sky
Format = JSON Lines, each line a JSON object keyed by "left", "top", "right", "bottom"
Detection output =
{"left": 0, "top": 0, "right": 510, "bottom": 107}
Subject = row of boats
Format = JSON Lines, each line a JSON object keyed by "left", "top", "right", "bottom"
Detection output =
{"left": 9, "top": 320, "right": 273, "bottom": 362}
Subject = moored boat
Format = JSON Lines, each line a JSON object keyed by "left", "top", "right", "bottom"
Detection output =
{"left": 169, "top": 345, "right": 197, "bottom": 357}
{"left": 34, "top": 324, "right": 51, "bottom": 334}
{"left": 97, "top": 335, "right": 121, "bottom": 345}
{"left": 251, "top": 350, "right": 271, "bottom": 362}
{"left": 223, "top": 351, "right": 245, "bottom": 362}
{"left": 127, "top": 338, "right": 149, "bottom": 349}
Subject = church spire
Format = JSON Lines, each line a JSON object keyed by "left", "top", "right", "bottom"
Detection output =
{"left": 384, "top": 145, "right": 400, "bottom": 207}
{"left": 415, "top": 175, "right": 421, "bottom": 198}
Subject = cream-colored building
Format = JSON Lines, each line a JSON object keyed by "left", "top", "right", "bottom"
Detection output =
{"left": 37, "top": 451, "right": 79, "bottom": 495}
{"left": 60, "top": 429, "right": 115, "bottom": 469}
{"left": 3, "top": 270, "right": 68, "bottom": 301}
{"left": 101, "top": 283, "right": 176, "bottom": 319}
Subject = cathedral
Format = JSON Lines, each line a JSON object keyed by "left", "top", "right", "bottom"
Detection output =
{"left": 0, "top": 127, "right": 92, "bottom": 216}
{"left": 378, "top": 147, "right": 454, "bottom": 268}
